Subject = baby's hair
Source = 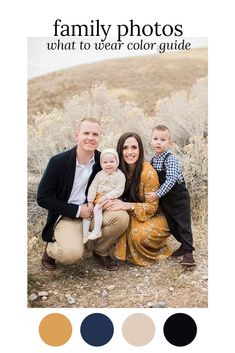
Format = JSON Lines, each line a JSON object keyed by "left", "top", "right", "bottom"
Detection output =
{"left": 152, "top": 124, "right": 171, "bottom": 138}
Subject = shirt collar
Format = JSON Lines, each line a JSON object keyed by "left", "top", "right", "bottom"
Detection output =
{"left": 76, "top": 155, "right": 95, "bottom": 167}
{"left": 155, "top": 150, "right": 171, "bottom": 159}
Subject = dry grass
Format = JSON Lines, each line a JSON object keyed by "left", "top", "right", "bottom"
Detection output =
{"left": 28, "top": 80, "right": 207, "bottom": 237}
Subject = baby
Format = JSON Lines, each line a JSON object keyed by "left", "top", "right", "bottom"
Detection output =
{"left": 83, "top": 148, "right": 126, "bottom": 244}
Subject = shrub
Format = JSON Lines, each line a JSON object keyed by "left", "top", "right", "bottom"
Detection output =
{"left": 154, "top": 77, "right": 207, "bottom": 144}
{"left": 152, "top": 77, "right": 208, "bottom": 221}
{"left": 28, "top": 79, "right": 207, "bottom": 240}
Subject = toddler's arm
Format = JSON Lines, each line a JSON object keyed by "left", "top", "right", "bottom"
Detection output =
{"left": 156, "top": 155, "right": 181, "bottom": 198}
{"left": 87, "top": 173, "right": 100, "bottom": 203}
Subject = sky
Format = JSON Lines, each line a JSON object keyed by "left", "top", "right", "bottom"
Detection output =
{"left": 28, "top": 37, "right": 207, "bottom": 79}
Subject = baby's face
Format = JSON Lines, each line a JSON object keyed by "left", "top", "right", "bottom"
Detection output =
{"left": 101, "top": 153, "right": 118, "bottom": 174}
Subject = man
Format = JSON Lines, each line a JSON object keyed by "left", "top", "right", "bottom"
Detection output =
{"left": 37, "top": 117, "right": 129, "bottom": 271}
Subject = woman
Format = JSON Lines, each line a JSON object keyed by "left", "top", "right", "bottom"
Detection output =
{"left": 105, "top": 132, "right": 172, "bottom": 266}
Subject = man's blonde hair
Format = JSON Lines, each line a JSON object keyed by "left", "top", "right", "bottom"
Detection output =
{"left": 77, "top": 117, "right": 101, "bottom": 130}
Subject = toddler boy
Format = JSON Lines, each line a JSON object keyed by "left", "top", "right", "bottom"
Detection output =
{"left": 146, "top": 125, "right": 196, "bottom": 266}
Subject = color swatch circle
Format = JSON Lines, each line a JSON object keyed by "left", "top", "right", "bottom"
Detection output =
{"left": 163, "top": 313, "right": 197, "bottom": 346}
{"left": 80, "top": 313, "right": 114, "bottom": 346}
{"left": 39, "top": 313, "right": 72, "bottom": 346}
{"left": 122, "top": 313, "right": 155, "bottom": 346}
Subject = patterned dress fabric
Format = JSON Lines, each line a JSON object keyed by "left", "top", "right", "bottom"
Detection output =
{"left": 115, "top": 162, "right": 172, "bottom": 266}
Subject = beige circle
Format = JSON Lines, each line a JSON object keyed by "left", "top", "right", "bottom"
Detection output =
{"left": 39, "top": 313, "right": 72, "bottom": 346}
{"left": 122, "top": 313, "right": 155, "bottom": 346}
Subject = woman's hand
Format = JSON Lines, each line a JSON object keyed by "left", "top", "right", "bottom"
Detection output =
{"left": 103, "top": 199, "right": 127, "bottom": 211}
{"left": 145, "top": 192, "right": 158, "bottom": 203}
{"left": 97, "top": 195, "right": 108, "bottom": 204}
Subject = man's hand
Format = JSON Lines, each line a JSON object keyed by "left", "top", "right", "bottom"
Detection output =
{"left": 87, "top": 202, "right": 94, "bottom": 212}
{"left": 145, "top": 192, "right": 158, "bottom": 203}
{"left": 80, "top": 204, "right": 93, "bottom": 219}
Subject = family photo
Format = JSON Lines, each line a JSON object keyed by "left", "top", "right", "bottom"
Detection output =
{"left": 28, "top": 37, "right": 208, "bottom": 308}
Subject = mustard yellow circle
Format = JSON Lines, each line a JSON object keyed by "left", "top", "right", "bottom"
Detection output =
{"left": 39, "top": 313, "right": 72, "bottom": 346}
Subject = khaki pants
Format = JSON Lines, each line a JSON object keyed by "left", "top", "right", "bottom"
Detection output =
{"left": 47, "top": 210, "right": 129, "bottom": 265}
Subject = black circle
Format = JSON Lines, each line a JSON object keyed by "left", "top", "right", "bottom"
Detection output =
{"left": 163, "top": 313, "right": 197, "bottom": 346}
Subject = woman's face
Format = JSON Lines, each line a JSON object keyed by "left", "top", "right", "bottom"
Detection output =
{"left": 122, "top": 136, "right": 140, "bottom": 166}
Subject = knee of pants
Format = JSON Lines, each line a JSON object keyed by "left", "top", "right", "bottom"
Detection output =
{"left": 112, "top": 211, "right": 130, "bottom": 232}
{"left": 120, "top": 211, "right": 130, "bottom": 231}
{"left": 59, "top": 246, "right": 84, "bottom": 265}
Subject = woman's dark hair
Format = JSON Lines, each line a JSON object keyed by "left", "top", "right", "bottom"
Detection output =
{"left": 117, "top": 132, "right": 144, "bottom": 202}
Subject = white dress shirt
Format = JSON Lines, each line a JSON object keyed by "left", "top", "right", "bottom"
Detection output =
{"left": 68, "top": 156, "right": 95, "bottom": 217}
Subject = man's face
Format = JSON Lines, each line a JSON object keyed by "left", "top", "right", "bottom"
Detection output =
{"left": 76, "top": 121, "right": 101, "bottom": 152}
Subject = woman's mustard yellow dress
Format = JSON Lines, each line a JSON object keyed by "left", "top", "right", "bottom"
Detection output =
{"left": 115, "top": 161, "right": 172, "bottom": 266}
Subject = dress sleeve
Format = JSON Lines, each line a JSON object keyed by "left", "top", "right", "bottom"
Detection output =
{"left": 132, "top": 164, "right": 160, "bottom": 222}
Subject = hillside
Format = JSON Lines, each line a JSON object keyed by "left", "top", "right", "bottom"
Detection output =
{"left": 28, "top": 47, "right": 207, "bottom": 120}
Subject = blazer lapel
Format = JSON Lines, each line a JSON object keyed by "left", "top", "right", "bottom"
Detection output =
{"left": 65, "top": 146, "right": 77, "bottom": 199}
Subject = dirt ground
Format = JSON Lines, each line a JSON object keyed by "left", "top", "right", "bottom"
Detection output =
{"left": 28, "top": 224, "right": 207, "bottom": 309}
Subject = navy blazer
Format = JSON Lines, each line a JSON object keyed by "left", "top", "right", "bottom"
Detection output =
{"left": 37, "top": 146, "right": 101, "bottom": 242}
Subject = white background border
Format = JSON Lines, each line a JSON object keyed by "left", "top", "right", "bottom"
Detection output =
{"left": 1, "top": 0, "right": 234, "bottom": 352}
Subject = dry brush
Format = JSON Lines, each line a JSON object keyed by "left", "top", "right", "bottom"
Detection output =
{"left": 28, "top": 78, "right": 208, "bottom": 246}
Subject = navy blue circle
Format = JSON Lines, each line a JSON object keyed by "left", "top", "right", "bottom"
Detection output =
{"left": 80, "top": 313, "right": 114, "bottom": 347}
{"left": 163, "top": 313, "right": 197, "bottom": 346}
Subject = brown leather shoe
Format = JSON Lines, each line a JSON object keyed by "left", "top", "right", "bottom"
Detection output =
{"left": 93, "top": 252, "right": 118, "bottom": 271}
{"left": 171, "top": 245, "right": 187, "bottom": 257}
{"left": 180, "top": 252, "right": 196, "bottom": 266}
{"left": 41, "top": 248, "right": 56, "bottom": 270}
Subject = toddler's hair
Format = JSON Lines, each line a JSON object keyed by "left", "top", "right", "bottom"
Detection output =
{"left": 152, "top": 124, "right": 171, "bottom": 137}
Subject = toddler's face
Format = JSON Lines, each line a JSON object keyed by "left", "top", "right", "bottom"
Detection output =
{"left": 150, "top": 129, "right": 171, "bottom": 155}
{"left": 101, "top": 153, "right": 118, "bottom": 174}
